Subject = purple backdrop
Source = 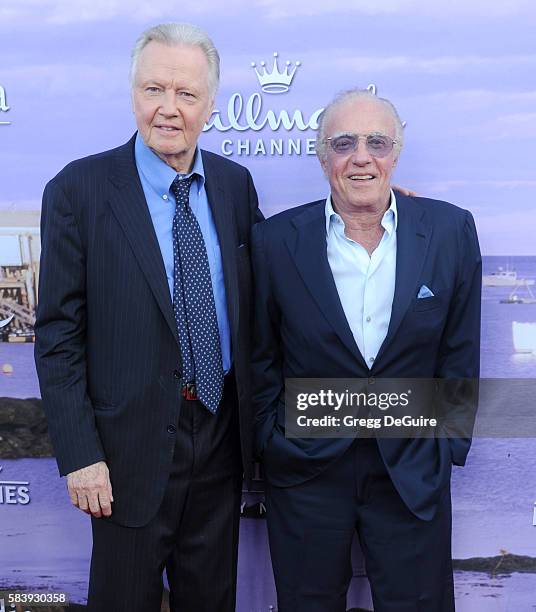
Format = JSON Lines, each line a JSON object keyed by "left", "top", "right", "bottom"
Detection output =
{"left": 1, "top": 1, "right": 536, "bottom": 610}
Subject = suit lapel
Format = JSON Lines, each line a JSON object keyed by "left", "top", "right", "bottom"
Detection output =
{"left": 374, "top": 194, "right": 431, "bottom": 364}
{"left": 107, "top": 136, "right": 180, "bottom": 348}
{"left": 288, "top": 202, "right": 366, "bottom": 366}
{"left": 202, "top": 151, "right": 240, "bottom": 337}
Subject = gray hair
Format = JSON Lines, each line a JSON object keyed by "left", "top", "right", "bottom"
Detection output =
{"left": 130, "top": 23, "right": 220, "bottom": 97}
{"left": 315, "top": 88, "right": 404, "bottom": 160}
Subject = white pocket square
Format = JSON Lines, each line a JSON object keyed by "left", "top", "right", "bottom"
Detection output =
{"left": 417, "top": 285, "right": 435, "bottom": 299}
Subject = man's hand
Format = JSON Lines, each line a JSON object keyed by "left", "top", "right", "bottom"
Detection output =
{"left": 67, "top": 461, "right": 113, "bottom": 518}
{"left": 392, "top": 184, "right": 418, "bottom": 197}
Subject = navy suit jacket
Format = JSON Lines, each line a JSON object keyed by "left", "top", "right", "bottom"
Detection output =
{"left": 251, "top": 194, "right": 481, "bottom": 520}
{"left": 34, "top": 135, "right": 262, "bottom": 527}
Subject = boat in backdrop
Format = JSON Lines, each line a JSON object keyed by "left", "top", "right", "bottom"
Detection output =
{"left": 483, "top": 265, "right": 535, "bottom": 288}
{"left": 500, "top": 281, "right": 536, "bottom": 304}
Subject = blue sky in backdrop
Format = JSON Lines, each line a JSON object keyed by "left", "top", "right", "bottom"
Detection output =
{"left": 1, "top": 0, "right": 535, "bottom": 254}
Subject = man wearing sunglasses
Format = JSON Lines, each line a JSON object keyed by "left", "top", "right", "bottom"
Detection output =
{"left": 251, "top": 89, "right": 481, "bottom": 611}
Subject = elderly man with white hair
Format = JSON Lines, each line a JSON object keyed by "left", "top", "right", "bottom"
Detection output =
{"left": 35, "top": 23, "right": 261, "bottom": 612}
{"left": 251, "top": 88, "right": 481, "bottom": 611}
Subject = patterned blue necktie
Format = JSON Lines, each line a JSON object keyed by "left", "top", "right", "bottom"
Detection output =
{"left": 171, "top": 175, "right": 224, "bottom": 413}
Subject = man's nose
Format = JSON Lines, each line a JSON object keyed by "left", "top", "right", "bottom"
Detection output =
{"left": 159, "top": 90, "right": 178, "bottom": 116}
{"left": 350, "top": 138, "right": 372, "bottom": 165}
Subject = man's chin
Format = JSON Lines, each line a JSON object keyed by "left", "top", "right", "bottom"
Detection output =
{"left": 151, "top": 139, "right": 187, "bottom": 155}
{"left": 152, "top": 145, "right": 193, "bottom": 172}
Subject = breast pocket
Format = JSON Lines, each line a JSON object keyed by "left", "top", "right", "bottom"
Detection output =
{"left": 413, "top": 295, "right": 442, "bottom": 312}
{"left": 236, "top": 243, "right": 250, "bottom": 260}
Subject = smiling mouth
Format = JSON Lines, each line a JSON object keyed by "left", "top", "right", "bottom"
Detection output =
{"left": 156, "top": 126, "right": 179, "bottom": 132}
{"left": 349, "top": 175, "right": 374, "bottom": 181}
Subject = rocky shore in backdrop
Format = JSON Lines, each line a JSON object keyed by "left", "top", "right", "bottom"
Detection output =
{"left": 0, "top": 397, "right": 53, "bottom": 457}
{"left": 453, "top": 553, "right": 536, "bottom": 574}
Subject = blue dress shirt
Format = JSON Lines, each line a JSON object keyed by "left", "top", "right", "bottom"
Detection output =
{"left": 134, "top": 133, "right": 231, "bottom": 373}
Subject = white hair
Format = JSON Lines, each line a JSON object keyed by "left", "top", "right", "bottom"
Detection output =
{"left": 315, "top": 88, "right": 404, "bottom": 160}
{"left": 130, "top": 23, "right": 220, "bottom": 97}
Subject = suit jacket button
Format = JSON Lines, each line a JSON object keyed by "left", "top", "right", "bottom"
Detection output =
{"left": 173, "top": 370, "right": 181, "bottom": 380}
{"left": 368, "top": 377, "right": 375, "bottom": 384}
{"left": 167, "top": 424, "right": 177, "bottom": 434}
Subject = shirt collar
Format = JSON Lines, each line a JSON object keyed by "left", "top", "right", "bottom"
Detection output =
{"left": 325, "top": 189, "right": 398, "bottom": 236}
{"left": 134, "top": 132, "right": 206, "bottom": 198}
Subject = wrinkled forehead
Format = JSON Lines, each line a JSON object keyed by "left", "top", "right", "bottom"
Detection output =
{"left": 324, "top": 98, "right": 397, "bottom": 138}
{"left": 134, "top": 41, "right": 210, "bottom": 84}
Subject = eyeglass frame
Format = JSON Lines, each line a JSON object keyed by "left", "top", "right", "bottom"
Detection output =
{"left": 324, "top": 131, "right": 399, "bottom": 158}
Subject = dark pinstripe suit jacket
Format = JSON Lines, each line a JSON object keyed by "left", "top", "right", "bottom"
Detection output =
{"left": 34, "top": 134, "right": 262, "bottom": 527}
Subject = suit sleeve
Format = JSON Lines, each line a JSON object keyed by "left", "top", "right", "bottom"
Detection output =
{"left": 250, "top": 222, "right": 283, "bottom": 459}
{"left": 34, "top": 178, "right": 105, "bottom": 476}
{"left": 435, "top": 210, "right": 482, "bottom": 465}
{"left": 246, "top": 168, "right": 264, "bottom": 226}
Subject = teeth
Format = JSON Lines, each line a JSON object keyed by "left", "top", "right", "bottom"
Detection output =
{"left": 349, "top": 175, "right": 373, "bottom": 180}
{"left": 159, "top": 126, "right": 176, "bottom": 131}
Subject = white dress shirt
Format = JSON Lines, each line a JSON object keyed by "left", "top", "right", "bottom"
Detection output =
{"left": 325, "top": 190, "right": 398, "bottom": 369}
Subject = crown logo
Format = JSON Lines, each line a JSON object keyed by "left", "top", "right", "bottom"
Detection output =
{"left": 251, "top": 52, "right": 301, "bottom": 94}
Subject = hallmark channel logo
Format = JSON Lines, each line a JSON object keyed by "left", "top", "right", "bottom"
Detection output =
{"left": 251, "top": 52, "right": 301, "bottom": 94}
{"left": 0, "top": 85, "right": 10, "bottom": 125}
{"left": 204, "top": 52, "right": 377, "bottom": 158}
{"left": 0, "top": 466, "right": 30, "bottom": 505}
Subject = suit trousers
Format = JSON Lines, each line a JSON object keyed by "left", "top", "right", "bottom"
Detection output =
{"left": 87, "top": 374, "right": 242, "bottom": 612}
{"left": 265, "top": 438, "right": 454, "bottom": 612}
